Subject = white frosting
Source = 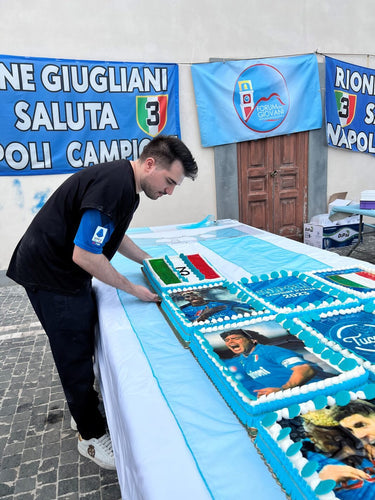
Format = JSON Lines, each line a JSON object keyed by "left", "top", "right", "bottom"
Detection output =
{"left": 278, "top": 437, "right": 294, "bottom": 452}
{"left": 317, "top": 492, "right": 337, "bottom": 500}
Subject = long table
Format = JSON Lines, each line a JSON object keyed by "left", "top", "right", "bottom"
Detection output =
{"left": 94, "top": 219, "right": 375, "bottom": 500}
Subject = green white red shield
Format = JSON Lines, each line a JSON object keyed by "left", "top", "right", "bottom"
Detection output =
{"left": 334, "top": 90, "right": 357, "bottom": 127}
{"left": 136, "top": 95, "right": 168, "bottom": 136}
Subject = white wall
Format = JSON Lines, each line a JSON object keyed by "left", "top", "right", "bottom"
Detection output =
{"left": 1, "top": 0, "right": 375, "bottom": 269}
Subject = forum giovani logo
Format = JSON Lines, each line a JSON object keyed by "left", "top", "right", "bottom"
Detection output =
{"left": 233, "top": 64, "right": 289, "bottom": 133}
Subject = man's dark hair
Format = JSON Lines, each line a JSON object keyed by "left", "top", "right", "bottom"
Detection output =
{"left": 140, "top": 135, "right": 198, "bottom": 180}
{"left": 220, "top": 329, "right": 257, "bottom": 341}
{"left": 332, "top": 399, "right": 375, "bottom": 421}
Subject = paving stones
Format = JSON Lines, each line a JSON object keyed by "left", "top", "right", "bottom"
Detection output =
{"left": 0, "top": 285, "right": 121, "bottom": 499}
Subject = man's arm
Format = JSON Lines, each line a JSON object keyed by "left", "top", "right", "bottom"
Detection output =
{"left": 117, "top": 234, "right": 151, "bottom": 264}
{"left": 72, "top": 245, "right": 158, "bottom": 302}
{"left": 280, "top": 363, "right": 316, "bottom": 390}
{"left": 254, "top": 363, "right": 316, "bottom": 397}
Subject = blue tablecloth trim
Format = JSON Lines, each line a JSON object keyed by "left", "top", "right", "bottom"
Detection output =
{"left": 116, "top": 288, "right": 215, "bottom": 499}
{"left": 200, "top": 235, "right": 331, "bottom": 274}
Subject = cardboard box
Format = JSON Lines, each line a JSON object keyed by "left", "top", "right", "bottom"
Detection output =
{"left": 304, "top": 223, "right": 362, "bottom": 249}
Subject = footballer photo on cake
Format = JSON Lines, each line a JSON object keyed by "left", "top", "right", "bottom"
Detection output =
{"left": 169, "top": 285, "right": 260, "bottom": 323}
{"left": 277, "top": 397, "right": 375, "bottom": 499}
{"left": 203, "top": 321, "right": 339, "bottom": 399}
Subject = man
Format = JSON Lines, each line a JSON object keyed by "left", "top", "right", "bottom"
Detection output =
{"left": 177, "top": 289, "right": 254, "bottom": 322}
{"left": 7, "top": 135, "right": 198, "bottom": 470}
{"left": 220, "top": 329, "right": 320, "bottom": 398}
{"left": 333, "top": 399, "right": 375, "bottom": 459}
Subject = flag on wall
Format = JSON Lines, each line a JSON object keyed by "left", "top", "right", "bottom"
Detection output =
{"left": 191, "top": 54, "right": 322, "bottom": 147}
{"left": 326, "top": 56, "right": 375, "bottom": 156}
{"left": 0, "top": 54, "right": 180, "bottom": 176}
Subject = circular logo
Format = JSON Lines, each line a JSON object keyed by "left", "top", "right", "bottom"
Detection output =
{"left": 233, "top": 64, "right": 289, "bottom": 133}
{"left": 336, "top": 323, "right": 375, "bottom": 357}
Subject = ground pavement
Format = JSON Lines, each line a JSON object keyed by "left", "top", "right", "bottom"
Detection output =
{"left": 0, "top": 230, "right": 374, "bottom": 499}
{"left": 0, "top": 283, "right": 121, "bottom": 499}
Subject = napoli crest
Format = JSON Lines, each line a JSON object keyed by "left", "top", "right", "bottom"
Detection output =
{"left": 334, "top": 90, "right": 357, "bottom": 127}
{"left": 233, "top": 64, "right": 289, "bottom": 133}
{"left": 136, "top": 94, "right": 168, "bottom": 137}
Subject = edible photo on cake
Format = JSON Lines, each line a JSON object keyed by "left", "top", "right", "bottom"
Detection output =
{"left": 310, "top": 267, "right": 375, "bottom": 299}
{"left": 204, "top": 321, "right": 339, "bottom": 399}
{"left": 160, "top": 281, "right": 270, "bottom": 345}
{"left": 300, "top": 401, "right": 375, "bottom": 499}
{"left": 238, "top": 271, "right": 356, "bottom": 314}
{"left": 294, "top": 304, "right": 375, "bottom": 378}
{"left": 169, "top": 285, "right": 260, "bottom": 323}
{"left": 257, "top": 391, "right": 375, "bottom": 500}
{"left": 191, "top": 318, "right": 368, "bottom": 425}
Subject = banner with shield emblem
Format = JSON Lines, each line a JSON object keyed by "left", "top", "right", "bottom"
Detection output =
{"left": 325, "top": 56, "right": 375, "bottom": 156}
{"left": 0, "top": 54, "right": 180, "bottom": 176}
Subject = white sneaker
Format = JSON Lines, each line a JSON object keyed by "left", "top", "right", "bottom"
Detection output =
{"left": 71, "top": 417, "right": 78, "bottom": 431}
{"left": 78, "top": 433, "right": 116, "bottom": 470}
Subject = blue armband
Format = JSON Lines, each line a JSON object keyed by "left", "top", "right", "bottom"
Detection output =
{"left": 74, "top": 209, "right": 114, "bottom": 254}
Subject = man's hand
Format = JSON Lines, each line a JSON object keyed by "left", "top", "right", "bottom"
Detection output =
{"left": 364, "top": 443, "right": 375, "bottom": 461}
{"left": 319, "top": 464, "right": 371, "bottom": 483}
{"left": 254, "top": 387, "right": 280, "bottom": 398}
{"left": 197, "top": 305, "right": 226, "bottom": 321}
{"left": 72, "top": 246, "right": 159, "bottom": 302}
{"left": 128, "top": 283, "right": 160, "bottom": 302}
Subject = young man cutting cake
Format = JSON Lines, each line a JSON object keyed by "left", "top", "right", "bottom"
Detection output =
{"left": 7, "top": 135, "right": 198, "bottom": 470}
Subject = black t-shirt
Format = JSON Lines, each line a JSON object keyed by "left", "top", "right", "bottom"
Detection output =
{"left": 7, "top": 160, "right": 139, "bottom": 293}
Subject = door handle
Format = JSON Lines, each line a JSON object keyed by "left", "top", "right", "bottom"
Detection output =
{"left": 270, "top": 170, "right": 278, "bottom": 177}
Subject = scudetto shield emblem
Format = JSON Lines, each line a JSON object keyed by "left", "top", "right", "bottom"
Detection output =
{"left": 136, "top": 95, "right": 168, "bottom": 137}
{"left": 334, "top": 90, "right": 357, "bottom": 127}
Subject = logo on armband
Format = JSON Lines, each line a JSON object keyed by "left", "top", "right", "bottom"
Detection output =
{"left": 92, "top": 226, "right": 108, "bottom": 246}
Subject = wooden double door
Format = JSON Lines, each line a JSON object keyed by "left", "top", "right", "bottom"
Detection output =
{"left": 237, "top": 131, "right": 308, "bottom": 241}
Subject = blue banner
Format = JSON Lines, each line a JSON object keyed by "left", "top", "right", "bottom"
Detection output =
{"left": 326, "top": 56, "right": 375, "bottom": 156}
{"left": 0, "top": 54, "right": 180, "bottom": 175}
{"left": 191, "top": 54, "right": 322, "bottom": 148}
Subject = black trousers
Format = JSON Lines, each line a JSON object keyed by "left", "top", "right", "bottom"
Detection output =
{"left": 25, "top": 284, "right": 106, "bottom": 440}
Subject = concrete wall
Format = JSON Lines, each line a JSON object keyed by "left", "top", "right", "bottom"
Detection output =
{"left": 1, "top": 0, "right": 375, "bottom": 269}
